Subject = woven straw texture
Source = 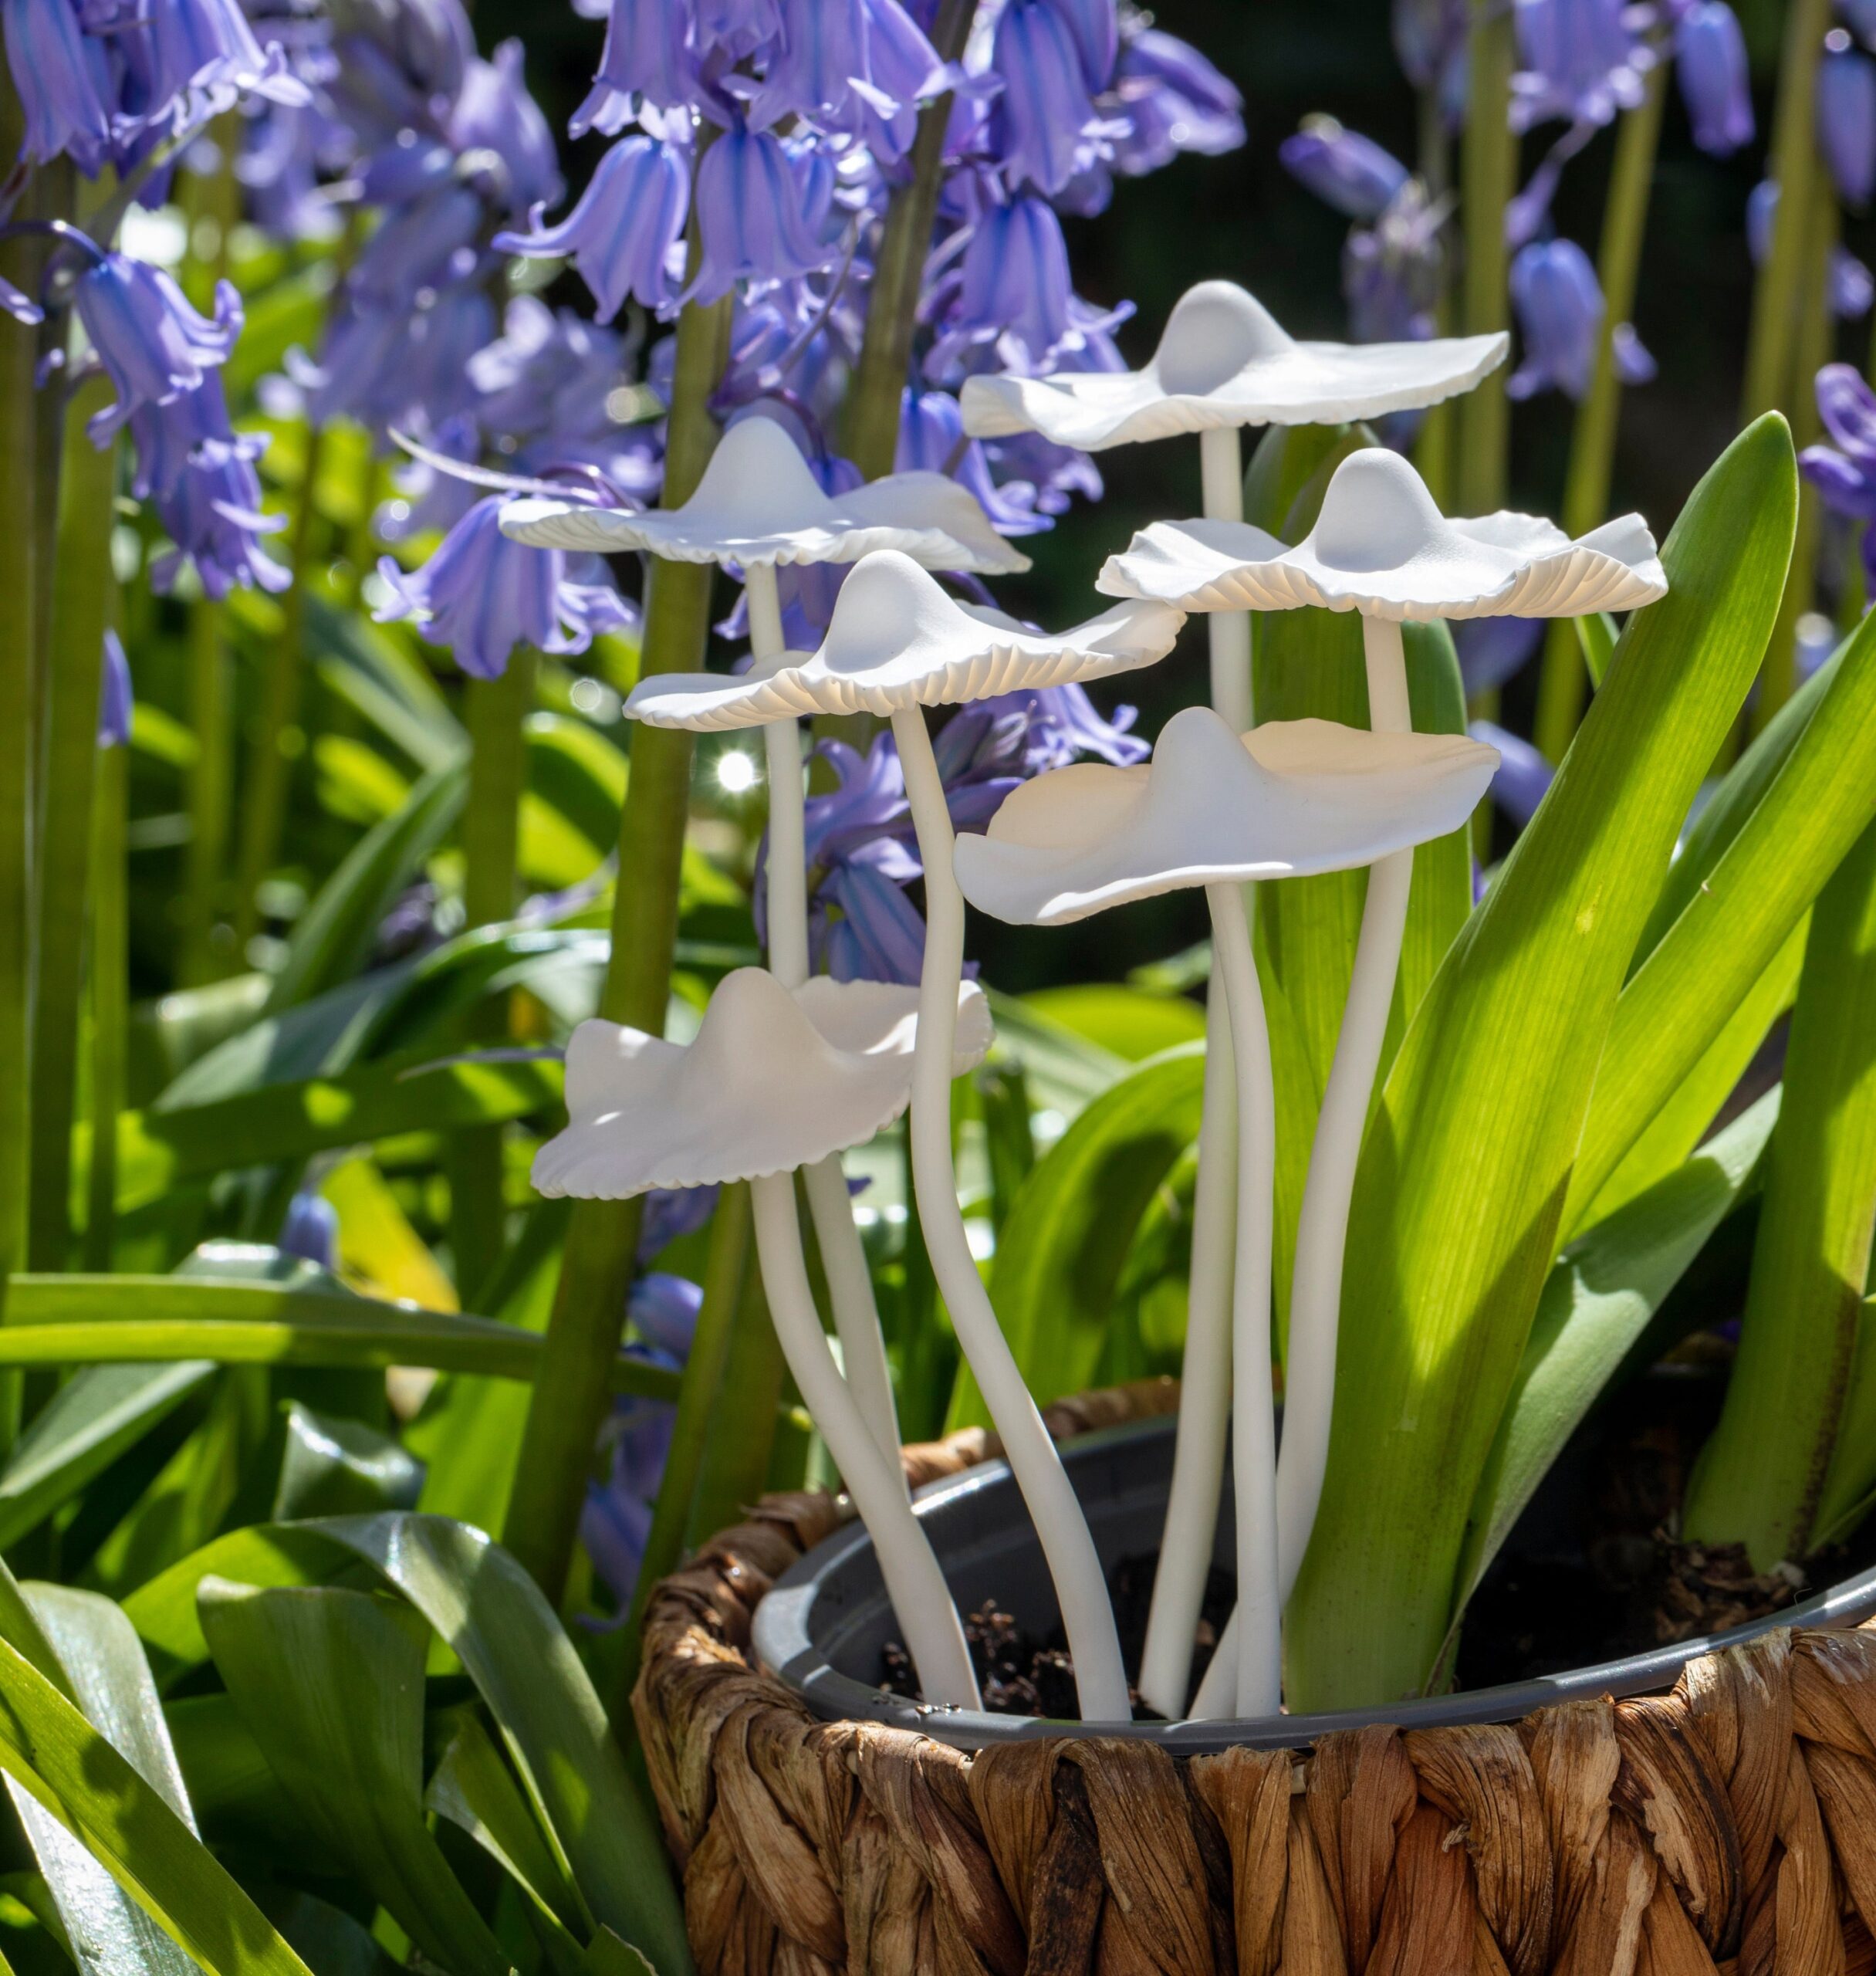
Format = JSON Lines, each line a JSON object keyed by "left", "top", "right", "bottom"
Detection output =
{"left": 634, "top": 1380, "right": 1876, "bottom": 1975}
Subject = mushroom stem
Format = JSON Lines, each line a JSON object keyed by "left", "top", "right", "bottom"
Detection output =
{"left": 745, "top": 561, "right": 905, "bottom": 1475}
{"left": 1204, "top": 879, "right": 1281, "bottom": 1717}
{"left": 892, "top": 704, "right": 1132, "bottom": 1721}
{"left": 1276, "top": 614, "right": 1415, "bottom": 1601}
{"left": 1136, "top": 989, "right": 1237, "bottom": 1720}
{"left": 1198, "top": 427, "right": 1253, "bottom": 732}
{"left": 750, "top": 1169, "right": 980, "bottom": 1708}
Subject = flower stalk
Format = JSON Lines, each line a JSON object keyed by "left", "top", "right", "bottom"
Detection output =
{"left": 1456, "top": 0, "right": 1516, "bottom": 524}
{"left": 84, "top": 730, "right": 127, "bottom": 1272}
{"left": 1533, "top": 64, "right": 1668, "bottom": 763}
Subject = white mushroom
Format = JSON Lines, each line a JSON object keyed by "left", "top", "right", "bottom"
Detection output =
{"left": 957, "top": 706, "right": 1497, "bottom": 1719}
{"left": 1105, "top": 447, "right": 1665, "bottom": 1720}
{"left": 534, "top": 966, "right": 991, "bottom": 1710}
{"left": 522, "top": 415, "right": 1026, "bottom": 1484}
{"left": 634, "top": 549, "right": 1186, "bottom": 1722}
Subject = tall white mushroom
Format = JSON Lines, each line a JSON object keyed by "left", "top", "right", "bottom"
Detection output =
{"left": 533, "top": 964, "right": 993, "bottom": 1709}
{"left": 504, "top": 415, "right": 1029, "bottom": 1480}
{"left": 962, "top": 289, "right": 1509, "bottom": 1693}
{"left": 627, "top": 548, "right": 1185, "bottom": 1721}
{"left": 956, "top": 705, "right": 1498, "bottom": 1716}
{"left": 1103, "top": 447, "right": 1665, "bottom": 1716}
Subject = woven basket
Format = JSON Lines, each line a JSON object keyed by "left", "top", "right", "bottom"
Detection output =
{"left": 634, "top": 1380, "right": 1876, "bottom": 1975}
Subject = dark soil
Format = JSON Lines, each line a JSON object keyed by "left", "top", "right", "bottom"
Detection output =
{"left": 880, "top": 1358, "right": 1876, "bottom": 1721}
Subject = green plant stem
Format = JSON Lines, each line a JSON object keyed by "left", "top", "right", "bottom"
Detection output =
{"left": 1755, "top": 174, "right": 1837, "bottom": 737}
{"left": 83, "top": 743, "right": 127, "bottom": 1274}
{"left": 1741, "top": 0, "right": 1833, "bottom": 423}
{"left": 1683, "top": 817, "right": 1876, "bottom": 1565}
{"left": 1532, "top": 66, "right": 1667, "bottom": 763}
{"left": 28, "top": 380, "right": 116, "bottom": 1274}
{"left": 1455, "top": 0, "right": 1516, "bottom": 523}
{"left": 1411, "top": 87, "right": 1455, "bottom": 509}
{"left": 180, "top": 601, "right": 234, "bottom": 984}
{"left": 29, "top": 157, "right": 74, "bottom": 804}
{"left": 684, "top": 1246, "right": 786, "bottom": 1548}
{"left": 840, "top": 0, "right": 975, "bottom": 478}
{"left": 502, "top": 280, "right": 734, "bottom": 1604}
{"left": 448, "top": 653, "right": 537, "bottom": 1308}
{"left": 0, "top": 74, "right": 36, "bottom": 1378}
{"left": 232, "top": 421, "right": 326, "bottom": 951}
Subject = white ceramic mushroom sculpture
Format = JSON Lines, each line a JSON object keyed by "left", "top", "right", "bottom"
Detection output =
{"left": 956, "top": 705, "right": 1499, "bottom": 1717}
{"left": 1102, "top": 447, "right": 1665, "bottom": 1717}
{"left": 509, "top": 415, "right": 1029, "bottom": 1486}
{"left": 534, "top": 964, "right": 993, "bottom": 1709}
{"left": 628, "top": 549, "right": 1185, "bottom": 1721}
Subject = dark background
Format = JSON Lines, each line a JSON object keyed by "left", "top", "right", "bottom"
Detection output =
{"left": 481, "top": 0, "right": 1831, "bottom": 988}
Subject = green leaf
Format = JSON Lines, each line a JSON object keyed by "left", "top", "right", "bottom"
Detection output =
{"left": 952, "top": 1047, "right": 1208, "bottom": 1426}
{"left": 306, "top": 594, "right": 464, "bottom": 776}
{"left": 197, "top": 1581, "right": 509, "bottom": 1976}
{"left": 1575, "top": 611, "right": 1617, "bottom": 688}
{"left": 272, "top": 1402, "right": 424, "bottom": 1521}
{"left": 0, "top": 1276, "right": 679, "bottom": 1397}
{"left": 0, "top": 1631, "right": 312, "bottom": 1976}
{"left": 1687, "top": 817, "right": 1876, "bottom": 1562}
{"left": 526, "top": 714, "right": 628, "bottom": 860}
{"left": 1242, "top": 422, "right": 1357, "bottom": 536}
{"left": 1286, "top": 414, "right": 1798, "bottom": 1710}
{"left": 0, "top": 1364, "right": 212, "bottom": 1551}
{"left": 979, "top": 988, "right": 1132, "bottom": 1122}
{"left": 1020, "top": 986, "right": 1206, "bottom": 1063}
{"left": 1398, "top": 621, "right": 1474, "bottom": 1032}
{"left": 257, "top": 1891, "right": 403, "bottom": 1976}
{"left": 1564, "top": 582, "right": 1876, "bottom": 1233}
{"left": 1453, "top": 1091, "right": 1780, "bottom": 1628}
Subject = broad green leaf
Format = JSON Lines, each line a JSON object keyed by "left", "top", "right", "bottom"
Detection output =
{"left": 526, "top": 714, "right": 628, "bottom": 858}
{"left": 1286, "top": 415, "right": 1797, "bottom": 1710}
{"left": 953, "top": 1047, "right": 1208, "bottom": 1426}
{"left": 0, "top": 1365, "right": 213, "bottom": 1551}
{"left": 1565, "top": 590, "right": 1876, "bottom": 1231}
{"left": 198, "top": 1581, "right": 508, "bottom": 1976}
{"left": 1686, "top": 819, "right": 1876, "bottom": 1562}
{"left": 8, "top": 1585, "right": 199, "bottom": 1976}
{"left": 1584, "top": 918, "right": 1804, "bottom": 1225}
{"left": 265, "top": 759, "right": 469, "bottom": 1016}
{"left": 128, "top": 975, "right": 270, "bottom": 1101}
{"left": 272, "top": 1402, "right": 424, "bottom": 1521}
{"left": 1398, "top": 621, "right": 1473, "bottom": 1032}
{"left": 980, "top": 988, "right": 1131, "bottom": 1122}
{"left": 1242, "top": 421, "right": 1356, "bottom": 536}
{"left": 1452, "top": 1091, "right": 1780, "bottom": 1627}
{"left": 258, "top": 1891, "right": 402, "bottom": 1976}
{"left": 311, "top": 1514, "right": 690, "bottom": 1974}
{"left": 0, "top": 1276, "right": 679, "bottom": 1398}
{"left": 0, "top": 1633, "right": 311, "bottom": 1976}
{"left": 313, "top": 735, "right": 410, "bottom": 829}
{"left": 1575, "top": 611, "right": 1617, "bottom": 688}
{"left": 319, "top": 1157, "right": 458, "bottom": 1312}
{"left": 1816, "top": 1298, "right": 1876, "bottom": 1547}
{"left": 306, "top": 594, "right": 464, "bottom": 775}
{"left": 1021, "top": 986, "right": 1206, "bottom": 1063}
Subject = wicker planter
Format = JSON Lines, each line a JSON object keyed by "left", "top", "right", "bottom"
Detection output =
{"left": 634, "top": 1381, "right": 1876, "bottom": 1974}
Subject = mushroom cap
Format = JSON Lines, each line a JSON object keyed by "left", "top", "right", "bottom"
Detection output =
{"left": 532, "top": 969, "right": 995, "bottom": 1199}
{"left": 499, "top": 414, "right": 1030, "bottom": 574}
{"left": 624, "top": 549, "right": 1184, "bottom": 730}
{"left": 954, "top": 705, "right": 1500, "bottom": 926}
{"left": 1100, "top": 446, "right": 1668, "bottom": 622}
{"left": 958, "top": 281, "right": 1508, "bottom": 453}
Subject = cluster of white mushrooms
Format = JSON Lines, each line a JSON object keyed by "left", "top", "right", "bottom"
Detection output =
{"left": 504, "top": 279, "right": 1669, "bottom": 1724}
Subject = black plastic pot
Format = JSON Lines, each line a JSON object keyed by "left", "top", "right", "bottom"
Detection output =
{"left": 749, "top": 1406, "right": 1876, "bottom": 1755}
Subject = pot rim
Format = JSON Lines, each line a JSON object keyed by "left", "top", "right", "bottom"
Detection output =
{"left": 750, "top": 1415, "right": 1876, "bottom": 1754}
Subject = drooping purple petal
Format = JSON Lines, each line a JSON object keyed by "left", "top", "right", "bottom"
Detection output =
{"left": 1675, "top": 2, "right": 1753, "bottom": 156}
{"left": 96, "top": 629, "right": 133, "bottom": 748}
{"left": 279, "top": 1190, "right": 340, "bottom": 1270}
{"left": 991, "top": 0, "right": 1097, "bottom": 195}
{"left": 1281, "top": 117, "right": 1411, "bottom": 222}
{"left": 686, "top": 124, "right": 840, "bottom": 306}
{"left": 1470, "top": 719, "right": 1554, "bottom": 827}
{"left": 1820, "top": 33, "right": 1876, "bottom": 207}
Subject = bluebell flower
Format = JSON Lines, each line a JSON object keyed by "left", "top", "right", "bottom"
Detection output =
{"left": 945, "top": 195, "right": 1073, "bottom": 369}
{"left": 73, "top": 251, "right": 242, "bottom": 444}
{"left": 1819, "top": 32, "right": 1876, "bottom": 208}
{"left": 1746, "top": 179, "right": 1873, "bottom": 319}
{"left": 1344, "top": 181, "right": 1447, "bottom": 343}
{"left": 1280, "top": 117, "right": 1411, "bottom": 222}
{"left": 1800, "top": 363, "right": 1876, "bottom": 588}
{"left": 686, "top": 124, "right": 840, "bottom": 306}
{"left": 978, "top": 423, "right": 1104, "bottom": 521}
{"left": 303, "top": 284, "right": 495, "bottom": 435}
{"left": 130, "top": 0, "right": 309, "bottom": 137}
{"left": 1453, "top": 616, "right": 1543, "bottom": 696}
{"left": 124, "top": 371, "right": 264, "bottom": 499}
{"left": 374, "top": 494, "right": 632, "bottom": 681}
{"left": 2, "top": 0, "right": 113, "bottom": 169}
{"left": 1394, "top": 0, "right": 1469, "bottom": 94}
{"left": 96, "top": 630, "right": 132, "bottom": 749}
{"left": 1844, "top": 0, "right": 1876, "bottom": 48}
{"left": 694, "top": 0, "right": 783, "bottom": 59}
{"left": 1508, "top": 237, "right": 1655, "bottom": 401}
{"left": 495, "top": 134, "right": 688, "bottom": 323}
{"left": 1470, "top": 721, "right": 1554, "bottom": 828}
{"left": 1510, "top": 0, "right": 1649, "bottom": 131}
{"left": 1052, "top": 0, "right": 1118, "bottom": 90}
{"left": 639, "top": 1185, "right": 719, "bottom": 1261}
{"left": 573, "top": 0, "right": 700, "bottom": 137}
{"left": 991, "top": 0, "right": 1099, "bottom": 195}
{"left": 848, "top": 0, "right": 950, "bottom": 159}
{"left": 897, "top": 387, "right": 1056, "bottom": 536}
{"left": 1102, "top": 19, "right": 1244, "bottom": 176}
{"left": 749, "top": 0, "right": 942, "bottom": 156}
{"left": 347, "top": 181, "right": 486, "bottom": 302}
{"left": 279, "top": 1190, "right": 341, "bottom": 1271}
{"left": 1675, "top": 2, "right": 1753, "bottom": 156}
{"left": 149, "top": 449, "right": 291, "bottom": 600}
{"left": 448, "top": 41, "right": 562, "bottom": 218}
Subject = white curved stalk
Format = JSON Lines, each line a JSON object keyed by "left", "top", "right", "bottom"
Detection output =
{"left": 1205, "top": 881, "right": 1280, "bottom": 1717}
{"left": 747, "top": 562, "right": 904, "bottom": 1477}
{"left": 1135, "top": 422, "right": 1251, "bottom": 1718}
{"left": 1274, "top": 614, "right": 1414, "bottom": 1602}
{"left": 892, "top": 705, "right": 1131, "bottom": 1721}
{"left": 1135, "top": 986, "right": 1235, "bottom": 1719}
{"left": 750, "top": 1171, "right": 979, "bottom": 1707}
